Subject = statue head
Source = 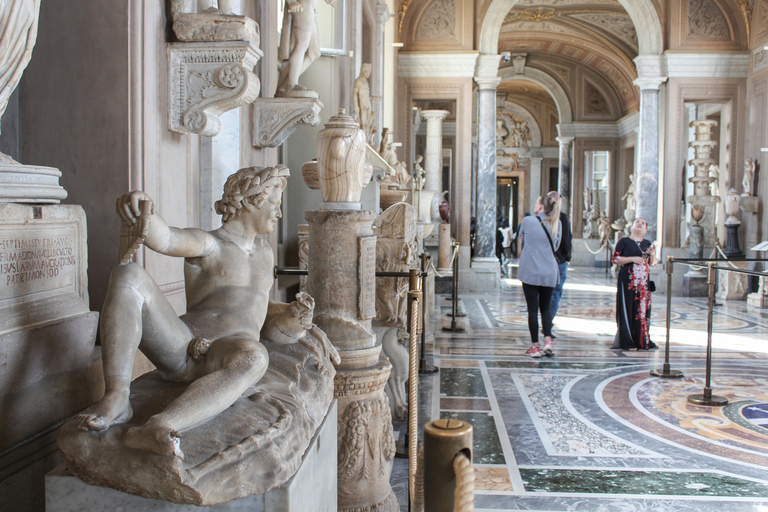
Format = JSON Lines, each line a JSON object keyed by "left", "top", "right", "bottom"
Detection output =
{"left": 360, "top": 63, "right": 372, "bottom": 77}
{"left": 215, "top": 165, "right": 290, "bottom": 223}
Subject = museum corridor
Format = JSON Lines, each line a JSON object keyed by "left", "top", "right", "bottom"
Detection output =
{"left": 393, "top": 268, "right": 768, "bottom": 511}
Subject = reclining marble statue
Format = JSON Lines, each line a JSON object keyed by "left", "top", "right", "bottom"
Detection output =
{"left": 58, "top": 165, "right": 340, "bottom": 505}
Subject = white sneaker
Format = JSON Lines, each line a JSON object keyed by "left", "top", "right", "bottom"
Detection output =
{"left": 543, "top": 341, "right": 554, "bottom": 356}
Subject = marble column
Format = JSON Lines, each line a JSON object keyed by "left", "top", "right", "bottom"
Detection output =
{"left": 422, "top": 110, "right": 449, "bottom": 193}
{"left": 634, "top": 78, "right": 665, "bottom": 241}
{"left": 530, "top": 153, "right": 543, "bottom": 202}
{"left": 556, "top": 136, "right": 574, "bottom": 215}
{"left": 473, "top": 78, "right": 500, "bottom": 260}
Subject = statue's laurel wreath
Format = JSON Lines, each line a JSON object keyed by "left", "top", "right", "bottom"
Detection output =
{"left": 215, "top": 165, "right": 290, "bottom": 222}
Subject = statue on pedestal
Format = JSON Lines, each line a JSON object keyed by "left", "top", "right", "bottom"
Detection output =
{"left": 79, "top": 165, "right": 337, "bottom": 455}
{"left": 743, "top": 157, "right": 755, "bottom": 196}
{"left": 58, "top": 166, "right": 339, "bottom": 505}
{"left": 276, "top": 0, "right": 336, "bottom": 97}
{"left": 353, "top": 63, "right": 380, "bottom": 144}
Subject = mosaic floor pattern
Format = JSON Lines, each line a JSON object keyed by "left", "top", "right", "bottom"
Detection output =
{"left": 392, "top": 267, "right": 768, "bottom": 511}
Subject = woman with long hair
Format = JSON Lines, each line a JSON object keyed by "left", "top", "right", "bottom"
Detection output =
{"left": 517, "top": 195, "right": 561, "bottom": 357}
{"left": 612, "top": 217, "right": 659, "bottom": 350}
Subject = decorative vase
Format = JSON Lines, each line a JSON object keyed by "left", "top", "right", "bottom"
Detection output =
{"left": 314, "top": 108, "right": 369, "bottom": 204}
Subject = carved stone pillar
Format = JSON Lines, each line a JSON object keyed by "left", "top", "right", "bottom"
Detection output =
{"left": 634, "top": 78, "right": 665, "bottom": 241}
{"left": 529, "top": 153, "right": 543, "bottom": 203}
{"left": 556, "top": 136, "right": 574, "bottom": 216}
{"left": 302, "top": 112, "right": 397, "bottom": 512}
{"left": 473, "top": 79, "right": 500, "bottom": 260}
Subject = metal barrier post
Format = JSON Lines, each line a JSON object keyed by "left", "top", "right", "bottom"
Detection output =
{"left": 423, "top": 419, "right": 474, "bottom": 512}
{"left": 420, "top": 253, "right": 438, "bottom": 374}
{"left": 444, "top": 242, "right": 465, "bottom": 332}
{"left": 688, "top": 262, "right": 728, "bottom": 406}
{"left": 651, "top": 256, "right": 684, "bottom": 378}
{"left": 407, "top": 269, "right": 423, "bottom": 506}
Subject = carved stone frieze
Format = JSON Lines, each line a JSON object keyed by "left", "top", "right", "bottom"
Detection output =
{"left": 586, "top": 82, "right": 608, "bottom": 113}
{"left": 252, "top": 97, "right": 322, "bottom": 148}
{"left": 418, "top": 0, "right": 455, "bottom": 39}
{"left": 167, "top": 41, "right": 262, "bottom": 136}
{"left": 688, "top": 0, "right": 729, "bottom": 38}
{"left": 755, "top": 48, "right": 768, "bottom": 72}
{"left": 338, "top": 394, "right": 395, "bottom": 482}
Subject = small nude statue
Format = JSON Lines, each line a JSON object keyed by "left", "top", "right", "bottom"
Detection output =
{"left": 413, "top": 155, "right": 425, "bottom": 190}
{"left": 78, "top": 165, "right": 336, "bottom": 458}
{"left": 742, "top": 157, "right": 755, "bottom": 196}
{"left": 353, "top": 63, "right": 381, "bottom": 144}
{"left": 496, "top": 119, "right": 508, "bottom": 145}
{"left": 709, "top": 164, "right": 720, "bottom": 197}
{"left": 276, "top": 0, "right": 336, "bottom": 97}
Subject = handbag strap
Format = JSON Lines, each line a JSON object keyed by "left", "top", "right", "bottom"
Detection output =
{"left": 536, "top": 216, "right": 557, "bottom": 258}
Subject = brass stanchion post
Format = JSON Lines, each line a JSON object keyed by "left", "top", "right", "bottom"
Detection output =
{"left": 688, "top": 262, "right": 728, "bottom": 406}
{"left": 420, "top": 253, "right": 438, "bottom": 374}
{"left": 407, "top": 268, "right": 423, "bottom": 507}
{"left": 651, "top": 256, "right": 684, "bottom": 378}
{"left": 444, "top": 242, "right": 465, "bottom": 332}
{"left": 423, "top": 419, "right": 473, "bottom": 512}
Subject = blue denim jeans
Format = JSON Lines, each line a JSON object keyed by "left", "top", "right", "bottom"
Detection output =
{"left": 550, "top": 261, "right": 568, "bottom": 319}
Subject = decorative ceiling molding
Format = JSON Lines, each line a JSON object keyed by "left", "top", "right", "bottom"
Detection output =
{"left": 398, "top": 52, "right": 479, "bottom": 78}
{"left": 665, "top": 52, "right": 749, "bottom": 77}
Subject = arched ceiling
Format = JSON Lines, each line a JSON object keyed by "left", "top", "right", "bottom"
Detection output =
{"left": 497, "top": 0, "right": 640, "bottom": 119}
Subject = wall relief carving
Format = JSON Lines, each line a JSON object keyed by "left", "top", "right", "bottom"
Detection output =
{"left": 337, "top": 395, "right": 396, "bottom": 483}
{"left": 569, "top": 13, "right": 638, "bottom": 50}
{"left": 688, "top": 0, "right": 729, "bottom": 38}
{"left": 417, "top": 0, "right": 455, "bottom": 39}
{"left": 496, "top": 111, "right": 531, "bottom": 149}
{"left": 586, "top": 82, "right": 608, "bottom": 114}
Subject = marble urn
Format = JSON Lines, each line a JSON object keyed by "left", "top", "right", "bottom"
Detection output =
{"left": 302, "top": 109, "right": 370, "bottom": 206}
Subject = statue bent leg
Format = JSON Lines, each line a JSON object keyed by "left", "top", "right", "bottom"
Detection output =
{"left": 78, "top": 263, "right": 193, "bottom": 432}
{"left": 123, "top": 337, "right": 269, "bottom": 458}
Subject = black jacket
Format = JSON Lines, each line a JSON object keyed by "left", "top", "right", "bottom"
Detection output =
{"left": 554, "top": 212, "right": 572, "bottom": 264}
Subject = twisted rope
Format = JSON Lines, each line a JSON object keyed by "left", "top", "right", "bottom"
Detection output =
{"left": 583, "top": 238, "right": 611, "bottom": 255}
{"left": 412, "top": 447, "right": 425, "bottom": 512}
{"left": 408, "top": 296, "right": 421, "bottom": 507}
{"left": 429, "top": 243, "right": 460, "bottom": 278}
{"left": 453, "top": 451, "right": 475, "bottom": 512}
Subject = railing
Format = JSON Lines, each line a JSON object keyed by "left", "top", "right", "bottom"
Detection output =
{"left": 652, "top": 256, "right": 768, "bottom": 407}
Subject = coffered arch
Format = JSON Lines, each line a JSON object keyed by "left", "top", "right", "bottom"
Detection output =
{"left": 498, "top": 66, "right": 573, "bottom": 125}
{"left": 478, "top": 0, "right": 663, "bottom": 58}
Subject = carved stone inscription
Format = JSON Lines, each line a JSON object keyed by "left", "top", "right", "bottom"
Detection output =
{"left": 0, "top": 228, "right": 77, "bottom": 301}
{"left": 359, "top": 236, "right": 376, "bottom": 320}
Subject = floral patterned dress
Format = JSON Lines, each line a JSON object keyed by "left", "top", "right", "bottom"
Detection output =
{"left": 612, "top": 237, "right": 653, "bottom": 350}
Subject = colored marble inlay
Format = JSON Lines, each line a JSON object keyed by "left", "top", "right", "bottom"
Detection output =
{"left": 487, "top": 361, "right": 638, "bottom": 370}
{"left": 439, "top": 359, "right": 480, "bottom": 368}
{"left": 516, "top": 374, "right": 650, "bottom": 456}
{"left": 439, "top": 411, "right": 505, "bottom": 464}
{"left": 741, "top": 403, "right": 768, "bottom": 429}
{"left": 440, "top": 397, "right": 491, "bottom": 411}
{"left": 473, "top": 466, "right": 515, "bottom": 491}
{"left": 440, "top": 368, "right": 487, "bottom": 397}
{"left": 519, "top": 468, "right": 768, "bottom": 497}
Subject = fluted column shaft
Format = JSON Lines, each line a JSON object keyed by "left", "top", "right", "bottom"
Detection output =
{"left": 422, "top": 110, "right": 449, "bottom": 194}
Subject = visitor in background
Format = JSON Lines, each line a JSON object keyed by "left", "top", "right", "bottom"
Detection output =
{"left": 500, "top": 217, "right": 512, "bottom": 276}
{"left": 548, "top": 191, "right": 572, "bottom": 338}
{"left": 517, "top": 195, "right": 561, "bottom": 358}
{"left": 611, "top": 217, "right": 659, "bottom": 350}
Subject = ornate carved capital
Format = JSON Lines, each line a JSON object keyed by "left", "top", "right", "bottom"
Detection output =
{"left": 167, "top": 41, "right": 262, "bottom": 137}
{"left": 251, "top": 97, "right": 323, "bottom": 148}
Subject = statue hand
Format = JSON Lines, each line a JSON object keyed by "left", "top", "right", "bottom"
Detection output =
{"left": 262, "top": 293, "right": 314, "bottom": 344}
{"left": 287, "top": 0, "right": 303, "bottom": 13}
{"left": 116, "top": 191, "right": 154, "bottom": 225}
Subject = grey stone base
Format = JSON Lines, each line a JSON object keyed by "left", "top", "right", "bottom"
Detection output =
{"left": 45, "top": 401, "right": 338, "bottom": 512}
{"left": 683, "top": 274, "right": 708, "bottom": 297}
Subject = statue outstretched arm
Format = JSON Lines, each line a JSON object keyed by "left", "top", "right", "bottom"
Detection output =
{"left": 116, "top": 191, "right": 215, "bottom": 259}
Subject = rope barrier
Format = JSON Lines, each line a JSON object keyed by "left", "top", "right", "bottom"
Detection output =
{"left": 412, "top": 448, "right": 425, "bottom": 512}
{"left": 452, "top": 452, "right": 475, "bottom": 512}
{"left": 582, "top": 238, "right": 611, "bottom": 255}
{"left": 407, "top": 268, "right": 422, "bottom": 508}
{"left": 428, "top": 243, "right": 460, "bottom": 278}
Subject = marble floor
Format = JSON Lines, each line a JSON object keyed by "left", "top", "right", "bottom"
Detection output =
{"left": 391, "top": 267, "right": 768, "bottom": 511}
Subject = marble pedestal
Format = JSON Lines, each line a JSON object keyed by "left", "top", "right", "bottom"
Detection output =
{"left": 46, "top": 402, "right": 338, "bottom": 512}
{"left": 683, "top": 275, "right": 708, "bottom": 297}
{"left": 304, "top": 209, "right": 398, "bottom": 512}
{"left": 716, "top": 261, "right": 749, "bottom": 301}
{"left": 747, "top": 276, "right": 767, "bottom": 308}
{"left": 0, "top": 164, "right": 68, "bottom": 203}
{"left": 687, "top": 195, "right": 720, "bottom": 247}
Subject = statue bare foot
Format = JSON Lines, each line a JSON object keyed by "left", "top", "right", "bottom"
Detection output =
{"left": 123, "top": 422, "right": 184, "bottom": 459}
{"left": 77, "top": 390, "right": 133, "bottom": 431}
